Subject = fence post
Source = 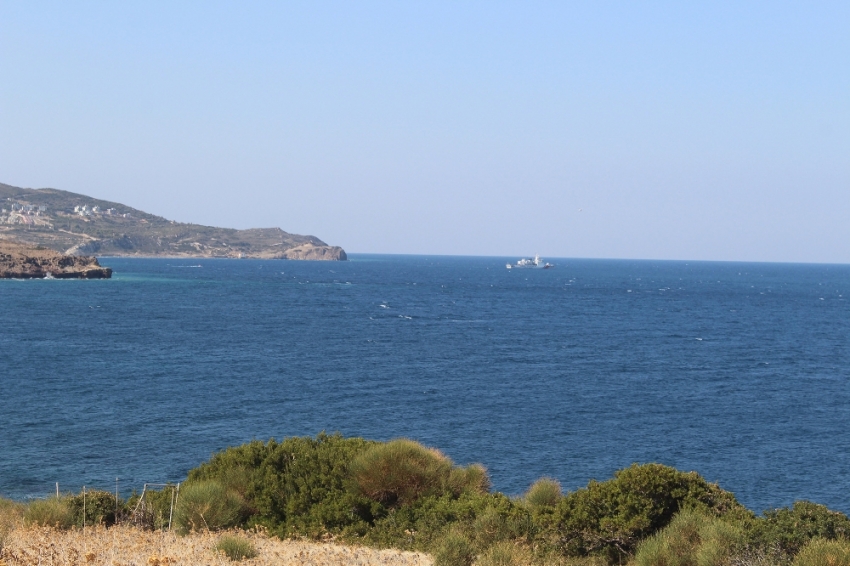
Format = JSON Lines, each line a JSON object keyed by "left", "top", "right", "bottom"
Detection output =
{"left": 168, "top": 483, "right": 180, "bottom": 531}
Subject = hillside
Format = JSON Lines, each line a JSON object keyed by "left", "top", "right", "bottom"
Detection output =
{"left": 0, "top": 183, "right": 346, "bottom": 260}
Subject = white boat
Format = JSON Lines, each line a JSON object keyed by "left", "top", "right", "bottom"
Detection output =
{"left": 506, "top": 254, "right": 553, "bottom": 269}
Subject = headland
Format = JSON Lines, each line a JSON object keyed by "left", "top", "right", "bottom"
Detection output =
{"left": 0, "top": 182, "right": 346, "bottom": 260}
{"left": 0, "top": 240, "right": 112, "bottom": 279}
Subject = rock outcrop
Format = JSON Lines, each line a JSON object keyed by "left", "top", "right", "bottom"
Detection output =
{"left": 0, "top": 240, "right": 112, "bottom": 279}
{"left": 278, "top": 243, "right": 348, "bottom": 261}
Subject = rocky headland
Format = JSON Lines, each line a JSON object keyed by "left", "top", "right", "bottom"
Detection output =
{"left": 0, "top": 182, "right": 347, "bottom": 260}
{"left": 0, "top": 240, "right": 112, "bottom": 279}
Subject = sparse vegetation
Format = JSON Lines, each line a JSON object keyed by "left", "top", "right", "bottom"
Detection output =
{"left": 0, "top": 525, "right": 431, "bottom": 566}
{"left": 0, "top": 497, "right": 23, "bottom": 553}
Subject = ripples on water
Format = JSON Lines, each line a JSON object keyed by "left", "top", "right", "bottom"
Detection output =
{"left": 1, "top": 255, "right": 848, "bottom": 513}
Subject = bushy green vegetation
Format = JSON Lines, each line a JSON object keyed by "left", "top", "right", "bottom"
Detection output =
{"left": 173, "top": 481, "right": 247, "bottom": 534}
{"left": 525, "top": 478, "right": 562, "bottom": 509}
{"left": 66, "top": 489, "right": 119, "bottom": 527}
{"left": 433, "top": 530, "right": 476, "bottom": 566}
{"left": 350, "top": 439, "right": 490, "bottom": 508}
{"left": 6, "top": 434, "right": 850, "bottom": 566}
{"left": 748, "top": 500, "right": 850, "bottom": 558}
{"left": 550, "top": 463, "right": 752, "bottom": 562}
{"left": 185, "top": 432, "right": 378, "bottom": 537}
{"left": 792, "top": 537, "right": 850, "bottom": 566}
{"left": 633, "top": 508, "right": 744, "bottom": 566}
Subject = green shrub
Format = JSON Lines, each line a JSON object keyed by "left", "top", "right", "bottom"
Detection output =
{"left": 24, "top": 497, "right": 74, "bottom": 529}
{"left": 749, "top": 501, "right": 850, "bottom": 558}
{"left": 476, "top": 541, "right": 532, "bottom": 566}
{"left": 552, "top": 463, "right": 749, "bottom": 563}
{"left": 173, "top": 481, "right": 246, "bottom": 534}
{"left": 214, "top": 534, "right": 258, "bottom": 561}
{"left": 525, "top": 478, "right": 562, "bottom": 509}
{"left": 433, "top": 530, "right": 476, "bottom": 566}
{"left": 188, "top": 433, "right": 377, "bottom": 536}
{"left": 350, "top": 439, "right": 491, "bottom": 510}
{"left": 360, "top": 489, "right": 534, "bottom": 557}
{"left": 792, "top": 537, "right": 850, "bottom": 566}
{"left": 350, "top": 439, "right": 456, "bottom": 507}
{"left": 66, "top": 489, "right": 119, "bottom": 527}
{"left": 633, "top": 508, "right": 744, "bottom": 566}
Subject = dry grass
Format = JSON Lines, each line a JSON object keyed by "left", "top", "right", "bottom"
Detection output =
{"left": 0, "top": 525, "right": 433, "bottom": 566}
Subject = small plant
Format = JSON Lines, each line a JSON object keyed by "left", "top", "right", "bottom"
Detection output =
{"left": 24, "top": 497, "right": 74, "bottom": 529}
{"left": 214, "top": 534, "right": 258, "bottom": 561}
{"left": 524, "top": 477, "right": 562, "bottom": 509}
{"left": 173, "top": 481, "right": 246, "bottom": 534}
{"left": 433, "top": 531, "right": 476, "bottom": 566}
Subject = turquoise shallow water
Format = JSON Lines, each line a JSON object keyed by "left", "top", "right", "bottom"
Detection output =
{"left": 1, "top": 255, "right": 848, "bottom": 513}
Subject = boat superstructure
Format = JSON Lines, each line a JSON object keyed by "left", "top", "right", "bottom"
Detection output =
{"left": 506, "top": 254, "right": 553, "bottom": 269}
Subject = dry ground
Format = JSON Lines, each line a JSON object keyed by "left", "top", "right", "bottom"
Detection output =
{"left": 0, "top": 525, "right": 433, "bottom": 566}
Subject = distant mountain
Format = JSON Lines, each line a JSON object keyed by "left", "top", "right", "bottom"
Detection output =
{"left": 0, "top": 183, "right": 346, "bottom": 260}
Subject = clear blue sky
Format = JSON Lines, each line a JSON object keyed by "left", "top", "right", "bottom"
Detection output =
{"left": 1, "top": 2, "right": 847, "bottom": 262}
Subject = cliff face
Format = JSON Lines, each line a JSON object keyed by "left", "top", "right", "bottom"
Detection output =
{"left": 0, "top": 240, "right": 112, "bottom": 279}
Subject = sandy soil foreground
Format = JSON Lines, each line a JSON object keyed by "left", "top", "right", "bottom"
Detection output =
{"left": 0, "top": 525, "right": 433, "bottom": 566}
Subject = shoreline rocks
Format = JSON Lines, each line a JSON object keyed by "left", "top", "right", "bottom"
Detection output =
{"left": 0, "top": 240, "right": 112, "bottom": 279}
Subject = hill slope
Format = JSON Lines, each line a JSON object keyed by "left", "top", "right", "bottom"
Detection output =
{"left": 0, "top": 183, "right": 346, "bottom": 260}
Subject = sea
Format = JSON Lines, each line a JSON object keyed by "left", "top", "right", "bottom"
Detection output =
{"left": 1, "top": 255, "right": 848, "bottom": 514}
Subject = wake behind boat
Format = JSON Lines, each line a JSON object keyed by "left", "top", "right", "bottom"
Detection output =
{"left": 506, "top": 254, "right": 553, "bottom": 269}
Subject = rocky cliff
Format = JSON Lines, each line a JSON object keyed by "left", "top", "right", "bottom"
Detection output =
{"left": 277, "top": 243, "right": 347, "bottom": 261}
{"left": 0, "top": 240, "right": 112, "bottom": 279}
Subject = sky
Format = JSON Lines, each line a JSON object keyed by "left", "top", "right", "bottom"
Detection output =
{"left": 1, "top": 2, "right": 848, "bottom": 262}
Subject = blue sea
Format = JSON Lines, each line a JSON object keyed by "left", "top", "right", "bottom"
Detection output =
{"left": 1, "top": 255, "right": 848, "bottom": 514}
